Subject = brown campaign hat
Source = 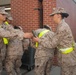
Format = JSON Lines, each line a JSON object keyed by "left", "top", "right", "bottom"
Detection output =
{"left": 0, "top": 7, "right": 8, "bottom": 15}
{"left": 50, "top": 7, "right": 68, "bottom": 16}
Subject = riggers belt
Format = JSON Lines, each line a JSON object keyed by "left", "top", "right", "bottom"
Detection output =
{"left": 59, "top": 43, "right": 74, "bottom": 54}
{"left": 2, "top": 21, "right": 9, "bottom": 44}
{"left": 35, "top": 30, "right": 50, "bottom": 47}
{"left": 59, "top": 47, "right": 74, "bottom": 54}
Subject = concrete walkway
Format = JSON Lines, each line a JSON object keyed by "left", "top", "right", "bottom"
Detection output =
{"left": 25, "top": 66, "right": 61, "bottom": 75}
{"left": 2, "top": 66, "right": 61, "bottom": 75}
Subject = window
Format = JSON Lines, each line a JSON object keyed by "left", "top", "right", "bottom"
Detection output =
{"left": 0, "top": 0, "right": 10, "bottom": 6}
{"left": 73, "top": 0, "right": 76, "bottom": 4}
{"left": 0, "top": 0, "right": 11, "bottom": 13}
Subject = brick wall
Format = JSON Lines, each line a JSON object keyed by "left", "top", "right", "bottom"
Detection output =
{"left": 11, "top": 0, "right": 56, "bottom": 32}
{"left": 43, "top": 0, "right": 56, "bottom": 31}
{"left": 11, "top": 0, "right": 41, "bottom": 32}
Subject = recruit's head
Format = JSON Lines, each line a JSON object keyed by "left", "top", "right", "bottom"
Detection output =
{"left": 50, "top": 7, "right": 69, "bottom": 24}
{"left": 0, "top": 7, "right": 8, "bottom": 22}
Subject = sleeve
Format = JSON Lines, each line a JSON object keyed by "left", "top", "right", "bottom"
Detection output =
{"left": 0, "top": 25, "right": 24, "bottom": 40}
{"left": 13, "top": 29, "right": 25, "bottom": 40}
{"left": 38, "top": 30, "right": 66, "bottom": 49}
{"left": 0, "top": 28, "right": 17, "bottom": 38}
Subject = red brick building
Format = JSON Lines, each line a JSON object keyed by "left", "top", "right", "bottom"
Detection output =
{"left": 11, "top": 0, "right": 56, "bottom": 32}
{"left": 11, "top": 0, "right": 76, "bottom": 40}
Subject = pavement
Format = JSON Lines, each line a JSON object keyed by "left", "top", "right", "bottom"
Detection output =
{"left": 25, "top": 66, "right": 61, "bottom": 75}
{"left": 1, "top": 66, "right": 61, "bottom": 75}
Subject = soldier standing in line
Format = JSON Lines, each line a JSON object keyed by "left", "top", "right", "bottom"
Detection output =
{"left": 0, "top": 7, "right": 24, "bottom": 75}
{"left": 4, "top": 15, "right": 22, "bottom": 75}
{"left": 0, "top": 7, "right": 32, "bottom": 75}
{"left": 4, "top": 13, "right": 32, "bottom": 75}
{"left": 5, "top": 32, "right": 23, "bottom": 75}
{"left": 31, "top": 25, "right": 55, "bottom": 75}
{"left": 32, "top": 7, "right": 76, "bottom": 75}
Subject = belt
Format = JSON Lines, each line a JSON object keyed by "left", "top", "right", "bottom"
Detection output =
{"left": 59, "top": 47, "right": 74, "bottom": 54}
{"left": 35, "top": 30, "right": 49, "bottom": 47}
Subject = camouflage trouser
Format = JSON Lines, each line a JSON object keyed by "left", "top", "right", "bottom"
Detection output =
{"left": 0, "top": 56, "right": 3, "bottom": 75}
{"left": 61, "top": 65, "right": 76, "bottom": 75}
{"left": 34, "top": 57, "right": 53, "bottom": 75}
{"left": 0, "top": 46, "right": 6, "bottom": 75}
{"left": 5, "top": 55, "right": 22, "bottom": 75}
{"left": 45, "top": 57, "right": 53, "bottom": 75}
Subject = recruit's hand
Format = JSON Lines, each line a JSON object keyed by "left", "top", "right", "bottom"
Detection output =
{"left": 32, "top": 37, "right": 39, "bottom": 42}
{"left": 24, "top": 32, "right": 33, "bottom": 39}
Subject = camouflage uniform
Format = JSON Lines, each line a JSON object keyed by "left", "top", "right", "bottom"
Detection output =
{"left": 5, "top": 38, "right": 30, "bottom": 75}
{"left": 0, "top": 36, "right": 6, "bottom": 75}
{"left": 22, "top": 38, "right": 30, "bottom": 51}
{"left": 38, "top": 19, "right": 76, "bottom": 75}
{"left": 5, "top": 37, "right": 23, "bottom": 75}
{"left": 0, "top": 24, "right": 24, "bottom": 75}
{"left": 34, "top": 28, "right": 55, "bottom": 75}
{"left": 4, "top": 25, "right": 24, "bottom": 75}
{"left": 0, "top": 7, "right": 24, "bottom": 75}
